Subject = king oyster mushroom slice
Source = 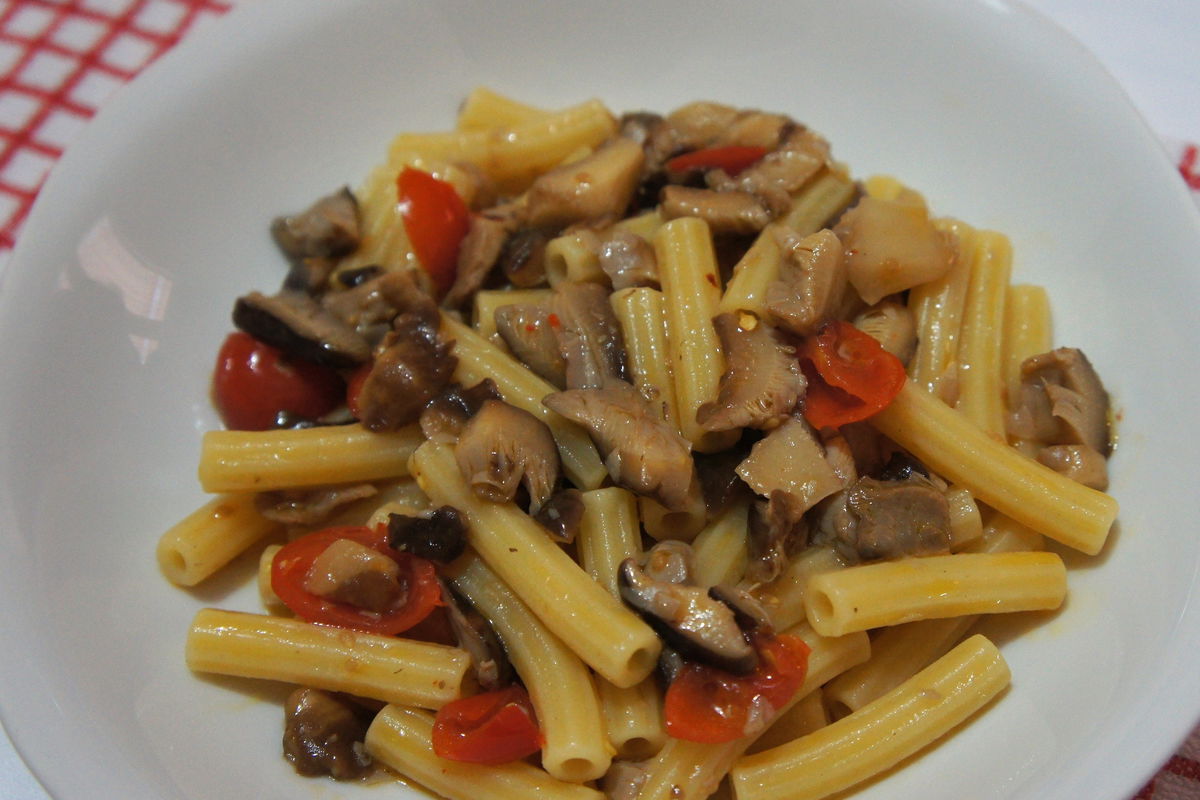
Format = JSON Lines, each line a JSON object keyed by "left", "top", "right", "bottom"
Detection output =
{"left": 494, "top": 303, "right": 568, "bottom": 388}
{"left": 357, "top": 313, "right": 457, "bottom": 432}
{"left": 763, "top": 227, "right": 847, "bottom": 338}
{"left": 659, "top": 185, "right": 772, "bottom": 236}
{"left": 543, "top": 379, "right": 700, "bottom": 512}
{"left": 272, "top": 188, "right": 361, "bottom": 294}
{"left": 521, "top": 136, "right": 646, "bottom": 230}
{"left": 618, "top": 558, "right": 757, "bottom": 675}
{"left": 1037, "top": 444, "right": 1109, "bottom": 491}
{"left": 551, "top": 281, "right": 629, "bottom": 390}
{"left": 697, "top": 312, "right": 805, "bottom": 432}
{"left": 454, "top": 399, "right": 561, "bottom": 514}
{"left": 233, "top": 290, "right": 371, "bottom": 369}
{"left": 321, "top": 268, "right": 439, "bottom": 346}
{"left": 597, "top": 229, "right": 659, "bottom": 291}
{"left": 282, "top": 688, "right": 372, "bottom": 780}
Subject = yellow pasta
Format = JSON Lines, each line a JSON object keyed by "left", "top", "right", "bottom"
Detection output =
{"left": 954, "top": 230, "right": 1012, "bottom": 438}
{"left": 870, "top": 381, "right": 1118, "bottom": 554}
{"left": 731, "top": 635, "right": 1010, "bottom": 800}
{"left": 186, "top": 608, "right": 469, "bottom": 708}
{"left": 410, "top": 440, "right": 660, "bottom": 688}
{"left": 803, "top": 551, "right": 1067, "bottom": 637}
{"left": 610, "top": 286, "right": 681, "bottom": 426}
{"left": 456, "top": 87, "right": 552, "bottom": 131}
{"left": 655, "top": 217, "right": 740, "bottom": 453}
{"left": 197, "top": 423, "right": 421, "bottom": 493}
{"left": 754, "top": 546, "right": 847, "bottom": 631}
{"left": 690, "top": 497, "right": 751, "bottom": 587}
{"left": 255, "top": 543, "right": 287, "bottom": 615}
{"left": 365, "top": 705, "right": 605, "bottom": 800}
{"left": 1002, "top": 283, "right": 1053, "bottom": 409}
{"left": 906, "top": 218, "right": 975, "bottom": 403}
{"left": 544, "top": 230, "right": 606, "bottom": 286}
{"left": 473, "top": 288, "right": 553, "bottom": 342}
{"left": 450, "top": 553, "right": 612, "bottom": 782}
{"left": 156, "top": 493, "right": 282, "bottom": 586}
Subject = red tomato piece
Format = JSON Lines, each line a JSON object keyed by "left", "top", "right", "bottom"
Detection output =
{"left": 397, "top": 166, "right": 470, "bottom": 297}
{"left": 799, "top": 320, "right": 906, "bottom": 429}
{"left": 665, "top": 145, "right": 769, "bottom": 176}
{"left": 432, "top": 686, "right": 544, "bottom": 764}
{"left": 663, "top": 634, "right": 811, "bottom": 744}
{"left": 212, "top": 331, "right": 344, "bottom": 431}
{"left": 270, "top": 525, "right": 441, "bottom": 636}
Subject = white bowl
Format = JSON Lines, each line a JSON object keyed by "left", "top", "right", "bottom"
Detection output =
{"left": 1, "top": 1, "right": 1199, "bottom": 798}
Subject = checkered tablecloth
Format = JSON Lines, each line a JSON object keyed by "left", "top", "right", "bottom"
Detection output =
{"left": 0, "top": 1, "right": 1198, "bottom": 799}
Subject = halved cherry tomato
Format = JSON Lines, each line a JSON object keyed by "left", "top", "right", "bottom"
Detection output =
{"left": 212, "top": 331, "right": 344, "bottom": 431}
{"left": 432, "top": 685, "right": 543, "bottom": 764}
{"left": 663, "top": 634, "right": 810, "bottom": 744}
{"left": 799, "top": 319, "right": 906, "bottom": 429}
{"left": 397, "top": 166, "right": 470, "bottom": 297}
{"left": 665, "top": 145, "right": 769, "bottom": 176}
{"left": 270, "top": 525, "right": 441, "bottom": 635}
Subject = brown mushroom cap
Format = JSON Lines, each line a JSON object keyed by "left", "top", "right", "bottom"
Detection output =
{"left": 494, "top": 303, "right": 568, "bottom": 388}
{"left": 543, "top": 380, "right": 700, "bottom": 512}
{"left": 697, "top": 312, "right": 805, "bottom": 432}
{"left": 522, "top": 137, "right": 646, "bottom": 230}
{"left": 386, "top": 506, "right": 468, "bottom": 565}
{"left": 551, "top": 281, "right": 629, "bottom": 390}
{"left": 617, "top": 557, "right": 757, "bottom": 675}
{"left": 454, "top": 399, "right": 561, "bottom": 514}
{"left": 763, "top": 227, "right": 847, "bottom": 338}
{"left": 1015, "top": 347, "right": 1112, "bottom": 456}
{"left": 233, "top": 290, "right": 371, "bottom": 369}
{"left": 282, "top": 688, "right": 372, "bottom": 780}
{"left": 357, "top": 314, "right": 457, "bottom": 432}
{"left": 659, "top": 186, "right": 772, "bottom": 236}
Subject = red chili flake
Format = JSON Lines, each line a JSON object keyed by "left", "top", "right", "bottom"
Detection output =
{"left": 705, "top": 273, "right": 718, "bottom": 287}
{"left": 547, "top": 313, "right": 562, "bottom": 329}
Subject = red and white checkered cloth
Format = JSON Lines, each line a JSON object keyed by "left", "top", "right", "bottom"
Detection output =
{"left": 0, "top": 2, "right": 1198, "bottom": 799}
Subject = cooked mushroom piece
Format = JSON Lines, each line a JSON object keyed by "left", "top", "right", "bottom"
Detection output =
{"left": 543, "top": 380, "right": 701, "bottom": 512}
{"left": 552, "top": 281, "right": 629, "bottom": 390}
{"left": 493, "top": 303, "right": 568, "bottom": 388}
{"left": 697, "top": 312, "right": 805, "bottom": 432}
{"left": 533, "top": 488, "right": 585, "bottom": 543}
{"left": 838, "top": 474, "right": 953, "bottom": 562}
{"left": 659, "top": 185, "right": 772, "bottom": 236}
{"left": 708, "top": 126, "right": 830, "bottom": 216}
{"left": 736, "top": 415, "right": 843, "bottom": 516}
{"left": 272, "top": 188, "right": 361, "bottom": 293}
{"left": 303, "top": 537, "right": 404, "bottom": 613}
{"left": 746, "top": 490, "right": 810, "bottom": 584}
{"left": 386, "top": 506, "right": 468, "bottom": 564}
{"left": 522, "top": 137, "right": 646, "bottom": 229}
{"left": 597, "top": 229, "right": 659, "bottom": 290}
{"left": 441, "top": 581, "right": 512, "bottom": 691}
{"left": 854, "top": 299, "right": 917, "bottom": 365}
{"left": 419, "top": 379, "right": 502, "bottom": 443}
{"left": 708, "top": 584, "right": 774, "bottom": 636}
{"left": 256, "top": 483, "right": 378, "bottom": 526}
{"left": 321, "top": 268, "right": 440, "bottom": 346}
{"left": 1037, "top": 444, "right": 1109, "bottom": 491}
{"left": 618, "top": 557, "right": 757, "bottom": 675}
{"left": 283, "top": 688, "right": 372, "bottom": 780}
{"left": 498, "top": 228, "right": 552, "bottom": 288}
{"left": 603, "top": 760, "right": 651, "bottom": 800}
{"left": 694, "top": 445, "right": 754, "bottom": 514}
{"left": 443, "top": 214, "right": 510, "bottom": 309}
{"left": 356, "top": 314, "right": 457, "bottom": 432}
{"left": 454, "top": 399, "right": 561, "bottom": 514}
{"left": 763, "top": 227, "right": 847, "bottom": 337}
{"left": 1010, "top": 347, "right": 1112, "bottom": 456}
{"left": 233, "top": 290, "right": 371, "bottom": 368}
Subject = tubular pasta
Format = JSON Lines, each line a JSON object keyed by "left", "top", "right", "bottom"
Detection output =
{"left": 157, "top": 493, "right": 282, "bottom": 586}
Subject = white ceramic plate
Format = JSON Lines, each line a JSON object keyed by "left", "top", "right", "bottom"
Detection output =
{"left": 2, "top": 1, "right": 1199, "bottom": 798}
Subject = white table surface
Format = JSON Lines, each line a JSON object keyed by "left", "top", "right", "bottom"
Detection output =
{"left": 1, "top": 1, "right": 1198, "bottom": 797}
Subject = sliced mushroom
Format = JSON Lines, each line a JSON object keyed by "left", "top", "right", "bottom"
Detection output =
{"left": 597, "top": 229, "right": 659, "bottom": 290}
{"left": 746, "top": 490, "right": 810, "bottom": 584}
{"left": 443, "top": 214, "right": 510, "bottom": 309}
{"left": 498, "top": 228, "right": 552, "bottom": 288}
{"left": 543, "top": 380, "right": 700, "bottom": 512}
{"left": 419, "top": 379, "right": 503, "bottom": 443}
{"left": 853, "top": 299, "right": 917, "bottom": 365}
{"left": 282, "top": 688, "right": 372, "bottom": 780}
{"left": 709, "top": 111, "right": 793, "bottom": 151}
{"left": 708, "top": 126, "right": 829, "bottom": 216}
{"left": 839, "top": 474, "right": 953, "bottom": 562}
{"left": 551, "top": 281, "right": 628, "bottom": 390}
{"left": 618, "top": 557, "right": 757, "bottom": 675}
{"left": 386, "top": 506, "right": 468, "bottom": 565}
{"left": 763, "top": 227, "right": 847, "bottom": 337}
{"left": 1010, "top": 348, "right": 1111, "bottom": 455}
{"left": 441, "top": 581, "right": 512, "bottom": 691}
{"left": 357, "top": 314, "right": 457, "bottom": 432}
{"left": 321, "top": 268, "right": 440, "bottom": 344}
{"left": 697, "top": 312, "right": 805, "bottom": 432}
{"left": 272, "top": 188, "right": 360, "bottom": 294}
{"left": 694, "top": 445, "right": 754, "bottom": 514}
{"left": 233, "top": 290, "right": 371, "bottom": 368}
{"left": 736, "top": 415, "right": 843, "bottom": 516}
{"left": 834, "top": 194, "right": 953, "bottom": 305}
{"left": 494, "top": 303, "right": 568, "bottom": 388}
{"left": 1037, "top": 444, "right": 1109, "bottom": 491}
{"left": 533, "top": 488, "right": 585, "bottom": 543}
{"left": 659, "top": 185, "right": 772, "bottom": 236}
{"left": 662, "top": 102, "right": 741, "bottom": 152}
{"left": 708, "top": 584, "right": 774, "bottom": 636}
{"left": 454, "top": 399, "right": 560, "bottom": 514}
{"left": 522, "top": 137, "right": 645, "bottom": 229}
{"left": 256, "top": 483, "right": 378, "bottom": 526}
{"left": 303, "top": 537, "right": 404, "bottom": 613}
{"left": 603, "top": 760, "right": 651, "bottom": 800}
